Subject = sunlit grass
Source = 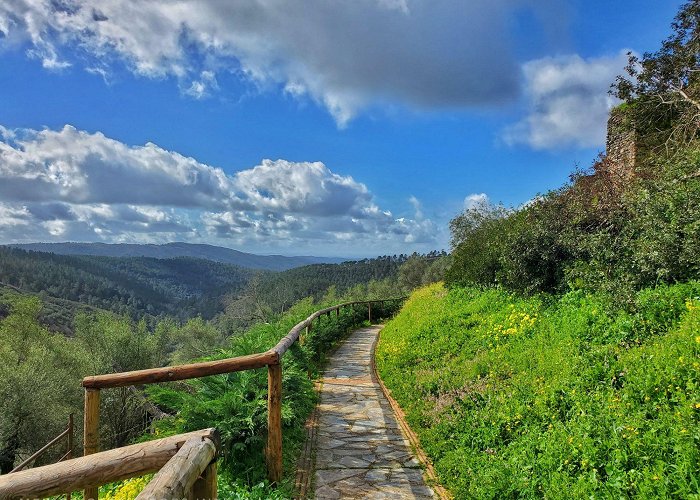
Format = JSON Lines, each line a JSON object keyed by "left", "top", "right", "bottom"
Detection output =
{"left": 376, "top": 282, "right": 700, "bottom": 498}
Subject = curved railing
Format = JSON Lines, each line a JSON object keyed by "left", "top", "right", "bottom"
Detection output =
{"left": 80, "top": 297, "right": 405, "bottom": 498}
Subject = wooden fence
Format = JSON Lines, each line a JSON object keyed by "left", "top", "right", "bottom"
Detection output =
{"left": 79, "top": 297, "right": 404, "bottom": 499}
{"left": 0, "top": 429, "right": 219, "bottom": 500}
{"left": 8, "top": 414, "right": 74, "bottom": 475}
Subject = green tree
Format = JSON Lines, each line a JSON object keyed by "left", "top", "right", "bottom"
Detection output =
{"left": 0, "top": 297, "right": 87, "bottom": 473}
{"left": 75, "top": 313, "right": 164, "bottom": 448}
{"left": 614, "top": 0, "right": 700, "bottom": 148}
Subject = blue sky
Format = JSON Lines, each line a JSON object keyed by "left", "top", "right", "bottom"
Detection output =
{"left": 0, "top": 0, "right": 684, "bottom": 257}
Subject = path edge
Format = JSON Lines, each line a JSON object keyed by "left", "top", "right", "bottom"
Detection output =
{"left": 370, "top": 326, "right": 453, "bottom": 500}
{"left": 294, "top": 379, "right": 322, "bottom": 499}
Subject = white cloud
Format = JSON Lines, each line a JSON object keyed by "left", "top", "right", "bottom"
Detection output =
{"left": 503, "top": 52, "right": 629, "bottom": 150}
{"left": 184, "top": 70, "right": 218, "bottom": 99}
{"left": 0, "top": 124, "right": 438, "bottom": 253}
{"left": 464, "top": 193, "right": 490, "bottom": 210}
{"left": 0, "top": 0, "right": 564, "bottom": 125}
{"left": 0, "top": 125, "right": 233, "bottom": 208}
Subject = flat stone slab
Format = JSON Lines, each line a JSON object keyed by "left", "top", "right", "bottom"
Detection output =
{"left": 312, "top": 326, "right": 434, "bottom": 499}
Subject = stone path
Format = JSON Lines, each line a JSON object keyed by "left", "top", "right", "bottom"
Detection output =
{"left": 312, "top": 325, "right": 435, "bottom": 499}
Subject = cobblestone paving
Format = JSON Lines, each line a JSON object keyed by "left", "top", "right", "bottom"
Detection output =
{"left": 313, "top": 325, "right": 434, "bottom": 499}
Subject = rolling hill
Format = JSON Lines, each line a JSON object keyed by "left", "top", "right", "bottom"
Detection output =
{"left": 9, "top": 242, "right": 346, "bottom": 271}
{"left": 0, "top": 247, "right": 255, "bottom": 321}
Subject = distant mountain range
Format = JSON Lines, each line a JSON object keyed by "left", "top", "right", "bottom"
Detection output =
{"left": 8, "top": 242, "right": 346, "bottom": 271}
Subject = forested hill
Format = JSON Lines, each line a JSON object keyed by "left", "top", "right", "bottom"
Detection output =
{"left": 253, "top": 253, "right": 447, "bottom": 312}
{"left": 9, "top": 242, "right": 345, "bottom": 271}
{"left": 0, "top": 247, "right": 254, "bottom": 321}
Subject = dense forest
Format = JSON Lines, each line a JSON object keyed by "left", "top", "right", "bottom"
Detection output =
{"left": 0, "top": 246, "right": 448, "bottom": 333}
{"left": 0, "top": 247, "right": 254, "bottom": 321}
{"left": 252, "top": 251, "right": 448, "bottom": 314}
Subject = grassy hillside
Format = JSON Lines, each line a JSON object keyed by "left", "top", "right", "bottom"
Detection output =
{"left": 376, "top": 283, "right": 700, "bottom": 498}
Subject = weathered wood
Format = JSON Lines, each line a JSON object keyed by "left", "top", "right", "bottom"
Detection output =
{"left": 266, "top": 363, "right": 283, "bottom": 484}
{"left": 83, "top": 350, "right": 278, "bottom": 389}
{"left": 9, "top": 427, "right": 70, "bottom": 473}
{"left": 136, "top": 435, "right": 217, "bottom": 500}
{"left": 83, "top": 388, "right": 100, "bottom": 500}
{"left": 67, "top": 413, "right": 73, "bottom": 461}
{"left": 0, "top": 429, "right": 217, "bottom": 500}
{"left": 67, "top": 413, "right": 73, "bottom": 500}
{"left": 368, "top": 302, "right": 372, "bottom": 323}
{"left": 191, "top": 460, "right": 217, "bottom": 500}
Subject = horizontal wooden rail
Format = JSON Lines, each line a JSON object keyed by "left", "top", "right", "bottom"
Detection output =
{"left": 136, "top": 434, "right": 217, "bottom": 500}
{"left": 0, "top": 429, "right": 218, "bottom": 500}
{"left": 271, "top": 299, "right": 404, "bottom": 357}
{"left": 80, "top": 296, "right": 406, "bottom": 491}
{"left": 83, "top": 350, "right": 278, "bottom": 389}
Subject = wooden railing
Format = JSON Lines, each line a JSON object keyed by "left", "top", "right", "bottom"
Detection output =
{"left": 0, "top": 428, "right": 219, "bottom": 500}
{"left": 80, "top": 298, "right": 405, "bottom": 498}
{"left": 8, "top": 414, "right": 74, "bottom": 475}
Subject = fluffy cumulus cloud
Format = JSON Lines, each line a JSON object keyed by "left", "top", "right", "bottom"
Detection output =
{"left": 502, "top": 52, "right": 629, "bottom": 150}
{"left": 0, "top": 0, "right": 563, "bottom": 125}
{"left": 0, "top": 124, "right": 438, "bottom": 253}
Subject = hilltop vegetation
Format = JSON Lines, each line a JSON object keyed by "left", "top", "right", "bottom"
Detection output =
{"left": 376, "top": 4, "right": 700, "bottom": 499}
{"left": 446, "top": 0, "right": 700, "bottom": 301}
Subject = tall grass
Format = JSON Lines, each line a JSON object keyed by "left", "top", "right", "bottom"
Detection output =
{"left": 376, "top": 283, "right": 700, "bottom": 498}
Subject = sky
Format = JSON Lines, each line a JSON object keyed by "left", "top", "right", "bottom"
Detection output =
{"left": 0, "top": 0, "right": 685, "bottom": 257}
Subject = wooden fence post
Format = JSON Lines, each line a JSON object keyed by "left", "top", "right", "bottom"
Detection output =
{"left": 192, "top": 461, "right": 217, "bottom": 499}
{"left": 84, "top": 388, "right": 100, "bottom": 500}
{"left": 267, "top": 363, "right": 282, "bottom": 484}
{"left": 368, "top": 302, "right": 372, "bottom": 323}
{"left": 67, "top": 413, "right": 73, "bottom": 500}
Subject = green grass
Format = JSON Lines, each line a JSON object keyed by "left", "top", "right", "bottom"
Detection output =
{"left": 376, "top": 283, "right": 700, "bottom": 498}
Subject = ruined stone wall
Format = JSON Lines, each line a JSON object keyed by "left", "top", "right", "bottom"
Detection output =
{"left": 605, "top": 106, "right": 637, "bottom": 182}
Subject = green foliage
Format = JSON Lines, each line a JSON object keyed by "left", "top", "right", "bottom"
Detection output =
{"left": 147, "top": 295, "right": 400, "bottom": 491}
{"left": 376, "top": 283, "right": 700, "bottom": 498}
{"left": 0, "top": 296, "right": 87, "bottom": 473}
{"left": 446, "top": 141, "right": 700, "bottom": 300}
{"left": 446, "top": 203, "right": 510, "bottom": 287}
{"left": 252, "top": 254, "right": 420, "bottom": 313}
{"left": 613, "top": 0, "right": 700, "bottom": 148}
